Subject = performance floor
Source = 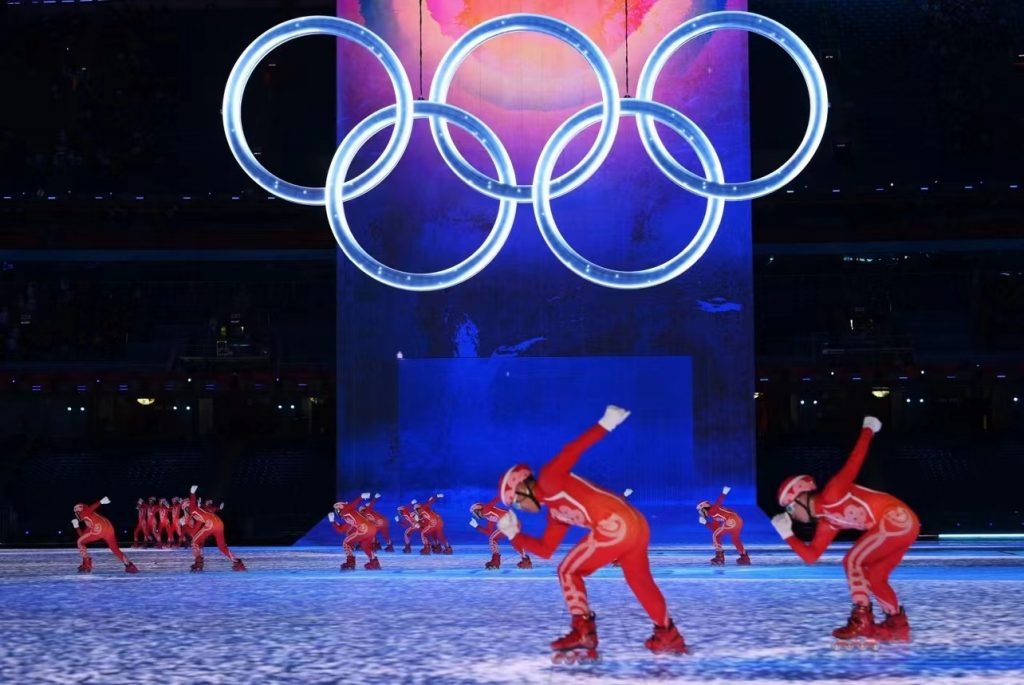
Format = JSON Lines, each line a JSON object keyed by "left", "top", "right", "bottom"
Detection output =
{"left": 1, "top": 542, "right": 1021, "bottom": 684}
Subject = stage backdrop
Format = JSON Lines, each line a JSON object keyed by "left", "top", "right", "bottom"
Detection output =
{"left": 302, "top": 0, "right": 758, "bottom": 544}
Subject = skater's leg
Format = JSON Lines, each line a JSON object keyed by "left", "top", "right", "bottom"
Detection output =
{"left": 711, "top": 526, "right": 726, "bottom": 554}
{"left": 557, "top": 528, "right": 625, "bottom": 616}
{"left": 860, "top": 507, "right": 919, "bottom": 614}
{"left": 103, "top": 531, "right": 129, "bottom": 563}
{"left": 211, "top": 527, "right": 239, "bottom": 563}
{"left": 730, "top": 525, "right": 746, "bottom": 556}
{"left": 191, "top": 523, "right": 213, "bottom": 570}
{"left": 133, "top": 522, "right": 145, "bottom": 546}
{"left": 359, "top": 535, "right": 376, "bottom": 560}
{"left": 616, "top": 523, "right": 670, "bottom": 627}
{"left": 77, "top": 530, "right": 101, "bottom": 570}
{"left": 843, "top": 506, "right": 917, "bottom": 611}
{"left": 103, "top": 530, "right": 138, "bottom": 572}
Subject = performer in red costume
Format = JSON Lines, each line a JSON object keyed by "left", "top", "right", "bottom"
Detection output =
{"left": 414, "top": 494, "right": 452, "bottom": 555}
{"left": 772, "top": 416, "right": 919, "bottom": 642}
{"left": 132, "top": 497, "right": 148, "bottom": 548}
{"left": 181, "top": 485, "right": 245, "bottom": 572}
{"left": 71, "top": 497, "right": 139, "bottom": 574}
{"left": 359, "top": 493, "right": 394, "bottom": 552}
{"left": 170, "top": 496, "right": 184, "bottom": 547}
{"left": 145, "top": 496, "right": 158, "bottom": 546}
{"left": 395, "top": 504, "right": 421, "bottom": 553}
{"left": 697, "top": 485, "right": 750, "bottom": 566}
{"left": 497, "top": 405, "right": 688, "bottom": 662}
{"left": 154, "top": 498, "right": 173, "bottom": 548}
{"left": 470, "top": 498, "right": 531, "bottom": 569}
{"left": 330, "top": 492, "right": 381, "bottom": 570}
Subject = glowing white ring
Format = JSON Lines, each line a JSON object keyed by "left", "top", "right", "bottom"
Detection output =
{"left": 428, "top": 13, "right": 620, "bottom": 203}
{"left": 636, "top": 11, "right": 828, "bottom": 200}
{"left": 222, "top": 16, "right": 414, "bottom": 206}
{"left": 225, "top": 11, "right": 828, "bottom": 289}
{"left": 326, "top": 100, "right": 517, "bottom": 292}
{"left": 534, "top": 98, "right": 725, "bottom": 289}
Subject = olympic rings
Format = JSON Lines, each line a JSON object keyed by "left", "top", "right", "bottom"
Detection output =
{"left": 326, "top": 100, "right": 517, "bottom": 292}
{"left": 534, "top": 98, "right": 724, "bottom": 289}
{"left": 223, "top": 16, "right": 414, "bottom": 206}
{"left": 224, "top": 11, "right": 828, "bottom": 289}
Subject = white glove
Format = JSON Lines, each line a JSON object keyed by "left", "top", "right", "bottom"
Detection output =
{"left": 328, "top": 512, "right": 335, "bottom": 523}
{"left": 497, "top": 511, "right": 520, "bottom": 540}
{"left": 219, "top": 502, "right": 225, "bottom": 511}
{"left": 771, "top": 513, "right": 795, "bottom": 540}
{"left": 410, "top": 499, "right": 418, "bottom": 504}
{"left": 360, "top": 492, "right": 371, "bottom": 500}
{"left": 179, "top": 517, "right": 186, "bottom": 526}
{"left": 722, "top": 486, "right": 731, "bottom": 495}
{"left": 623, "top": 488, "right": 633, "bottom": 498}
{"left": 598, "top": 405, "right": 631, "bottom": 431}
{"left": 863, "top": 416, "right": 882, "bottom": 433}
{"left": 394, "top": 516, "right": 400, "bottom": 523}
{"left": 436, "top": 493, "right": 445, "bottom": 498}
{"left": 469, "top": 518, "right": 479, "bottom": 528}
{"left": 137, "top": 498, "right": 143, "bottom": 504}
{"left": 71, "top": 519, "right": 79, "bottom": 528}
{"left": 699, "top": 516, "right": 707, "bottom": 525}
{"left": 374, "top": 493, "right": 381, "bottom": 499}
{"left": 190, "top": 485, "right": 198, "bottom": 494}
{"left": 100, "top": 496, "right": 110, "bottom": 505}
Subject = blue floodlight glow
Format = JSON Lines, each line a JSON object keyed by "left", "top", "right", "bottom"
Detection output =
{"left": 938, "top": 533, "right": 1024, "bottom": 540}
{"left": 533, "top": 98, "right": 724, "bottom": 289}
{"left": 223, "top": 16, "right": 414, "bottom": 206}
{"left": 635, "top": 11, "right": 828, "bottom": 200}
{"left": 428, "top": 14, "right": 619, "bottom": 202}
{"left": 327, "top": 100, "right": 517, "bottom": 292}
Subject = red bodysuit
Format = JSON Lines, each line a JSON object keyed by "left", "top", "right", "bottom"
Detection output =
{"left": 360, "top": 496, "right": 393, "bottom": 550}
{"left": 702, "top": 493, "right": 746, "bottom": 556}
{"left": 396, "top": 505, "right": 420, "bottom": 551}
{"left": 133, "top": 499, "right": 148, "bottom": 548}
{"left": 182, "top": 492, "right": 242, "bottom": 570}
{"left": 170, "top": 497, "right": 183, "bottom": 546}
{"left": 415, "top": 496, "right": 451, "bottom": 554}
{"left": 154, "top": 499, "right": 172, "bottom": 547}
{"left": 332, "top": 495, "right": 379, "bottom": 567}
{"left": 509, "top": 424, "right": 670, "bottom": 625}
{"left": 473, "top": 499, "right": 529, "bottom": 561}
{"left": 73, "top": 500, "right": 136, "bottom": 572}
{"left": 785, "top": 427, "right": 920, "bottom": 614}
{"left": 145, "top": 497, "right": 158, "bottom": 543}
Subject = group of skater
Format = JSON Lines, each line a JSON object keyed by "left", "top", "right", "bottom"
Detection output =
{"left": 492, "top": 406, "right": 916, "bottom": 661}
{"left": 71, "top": 405, "right": 917, "bottom": 661}
{"left": 131, "top": 493, "right": 223, "bottom": 548}
{"left": 326, "top": 492, "right": 455, "bottom": 571}
{"left": 72, "top": 484, "right": 245, "bottom": 574}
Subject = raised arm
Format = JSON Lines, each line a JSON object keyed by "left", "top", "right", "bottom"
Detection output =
{"left": 537, "top": 406, "right": 630, "bottom": 492}
{"left": 822, "top": 418, "right": 881, "bottom": 500}
{"left": 708, "top": 486, "right": 731, "bottom": 516}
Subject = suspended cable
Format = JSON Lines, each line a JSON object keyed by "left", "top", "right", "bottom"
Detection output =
{"left": 419, "top": 0, "right": 424, "bottom": 99}
{"left": 624, "top": 0, "right": 631, "bottom": 97}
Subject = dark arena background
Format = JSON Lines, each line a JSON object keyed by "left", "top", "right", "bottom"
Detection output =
{"left": 1, "top": 1, "right": 1022, "bottom": 683}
